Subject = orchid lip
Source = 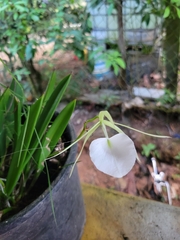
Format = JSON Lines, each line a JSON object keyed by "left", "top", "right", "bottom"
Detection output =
{"left": 89, "top": 133, "right": 137, "bottom": 178}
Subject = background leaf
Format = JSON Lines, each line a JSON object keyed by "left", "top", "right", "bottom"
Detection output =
{"left": 163, "top": 7, "right": 170, "bottom": 18}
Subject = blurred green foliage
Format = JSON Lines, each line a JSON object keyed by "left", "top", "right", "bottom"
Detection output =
{"left": 158, "top": 89, "right": 176, "bottom": 105}
{"left": 0, "top": 0, "right": 92, "bottom": 94}
{"left": 141, "top": 143, "right": 160, "bottom": 158}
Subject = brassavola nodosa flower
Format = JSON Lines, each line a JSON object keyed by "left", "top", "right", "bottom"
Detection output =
{"left": 48, "top": 111, "right": 171, "bottom": 178}
{"left": 70, "top": 111, "right": 138, "bottom": 178}
{"left": 89, "top": 133, "right": 136, "bottom": 178}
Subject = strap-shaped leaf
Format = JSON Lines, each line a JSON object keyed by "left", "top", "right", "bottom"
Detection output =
{"left": 43, "top": 71, "right": 56, "bottom": 103}
{"left": 13, "top": 97, "right": 22, "bottom": 147}
{"left": 5, "top": 74, "right": 72, "bottom": 197}
{"left": 5, "top": 97, "right": 44, "bottom": 196}
{"left": 5, "top": 107, "right": 30, "bottom": 196}
{"left": 29, "top": 75, "right": 71, "bottom": 152}
{"left": 34, "top": 100, "right": 76, "bottom": 171}
{"left": 0, "top": 88, "right": 15, "bottom": 161}
{"left": 9, "top": 78, "right": 24, "bottom": 104}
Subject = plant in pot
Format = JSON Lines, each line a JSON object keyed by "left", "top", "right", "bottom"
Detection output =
{"left": 0, "top": 73, "right": 85, "bottom": 240}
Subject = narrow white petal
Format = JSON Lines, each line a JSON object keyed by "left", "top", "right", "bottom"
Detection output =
{"left": 89, "top": 133, "right": 137, "bottom": 178}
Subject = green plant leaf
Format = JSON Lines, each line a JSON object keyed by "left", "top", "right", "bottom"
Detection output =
{"left": 23, "top": 75, "right": 72, "bottom": 169}
{"left": 105, "top": 60, "right": 112, "bottom": 69}
{"left": 0, "top": 88, "right": 17, "bottom": 162}
{"left": 36, "top": 100, "right": 76, "bottom": 170}
{"left": 31, "top": 15, "right": 39, "bottom": 22}
{"left": 25, "top": 43, "right": 33, "bottom": 61}
{"left": 116, "top": 58, "right": 126, "bottom": 69}
{"left": 107, "top": 3, "right": 114, "bottom": 15}
{"left": 176, "top": 8, "right": 180, "bottom": 18}
{"left": 14, "top": 5, "right": 28, "bottom": 12}
{"left": 163, "top": 7, "right": 170, "bottom": 18}
{"left": 174, "top": 153, "right": 180, "bottom": 160}
{"left": 43, "top": 72, "right": 56, "bottom": 103}
{"left": 13, "top": 97, "right": 22, "bottom": 147}
{"left": 5, "top": 107, "right": 30, "bottom": 196}
{"left": 34, "top": 75, "right": 71, "bottom": 137}
{"left": 110, "top": 50, "right": 121, "bottom": 57}
{"left": 113, "top": 64, "right": 119, "bottom": 76}
{"left": 9, "top": 78, "right": 25, "bottom": 104}
{"left": 142, "top": 13, "right": 150, "bottom": 25}
{"left": 13, "top": 12, "right": 18, "bottom": 20}
{"left": 141, "top": 143, "right": 156, "bottom": 157}
{"left": 0, "top": 120, "right": 6, "bottom": 163}
{"left": 0, "top": 5, "right": 8, "bottom": 12}
{"left": 5, "top": 96, "right": 44, "bottom": 196}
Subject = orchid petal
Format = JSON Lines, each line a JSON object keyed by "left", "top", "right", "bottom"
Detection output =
{"left": 89, "top": 133, "right": 137, "bottom": 178}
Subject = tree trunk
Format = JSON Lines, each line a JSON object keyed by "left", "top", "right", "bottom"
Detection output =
{"left": 116, "top": 0, "right": 127, "bottom": 89}
{"left": 18, "top": 52, "right": 44, "bottom": 97}
{"left": 25, "top": 59, "right": 44, "bottom": 95}
{"left": 164, "top": 17, "right": 180, "bottom": 93}
{"left": 17, "top": 36, "right": 44, "bottom": 97}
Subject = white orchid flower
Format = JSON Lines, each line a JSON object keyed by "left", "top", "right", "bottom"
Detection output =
{"left": 89, "top": 133, "right": 136, "bottom": 178}
{"left": 47, "top": 111, "right": 170, "bottom": 178}
{"left": 72, "top": 111, "right": 138, "bottom": 178}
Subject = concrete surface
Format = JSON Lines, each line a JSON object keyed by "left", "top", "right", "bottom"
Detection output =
{"left": 81, "top": 184, "right": 180, "bottom": 240}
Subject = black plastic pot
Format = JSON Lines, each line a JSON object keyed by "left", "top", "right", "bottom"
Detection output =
{"left": 0, "top": 124, "right": 85, "bottom": 240}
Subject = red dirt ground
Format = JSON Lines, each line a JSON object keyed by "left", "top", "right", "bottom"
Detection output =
{"left": 71, "top": 106, "right": 180, "bottom": 208}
